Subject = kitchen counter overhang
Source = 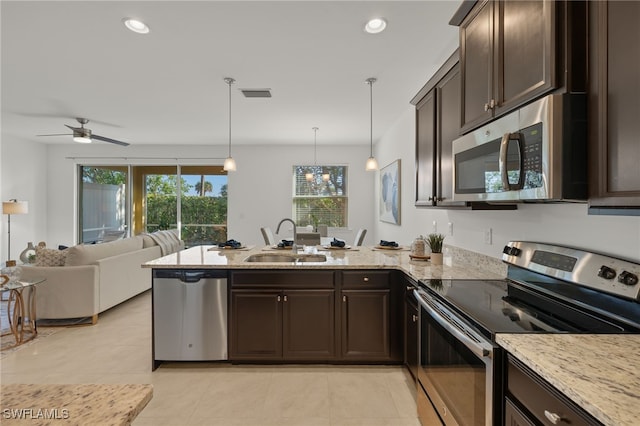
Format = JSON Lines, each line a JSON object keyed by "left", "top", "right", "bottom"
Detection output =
{"left": 142, "top": 245, "right": 506, "bottom": 281}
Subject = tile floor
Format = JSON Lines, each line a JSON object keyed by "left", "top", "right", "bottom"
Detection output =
{"left": 1, "top": 291, "right": 419, "bottom": 426}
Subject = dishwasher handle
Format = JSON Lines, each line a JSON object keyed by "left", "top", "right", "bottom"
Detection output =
{"left": 153, "top": 269, "right": 227, "bottom": 281}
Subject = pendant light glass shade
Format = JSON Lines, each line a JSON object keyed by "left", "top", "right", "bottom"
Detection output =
{"left": 223, "top": 77, "right": 237, "bottom": 172}
{"left": 365, "top": 77, "right": 379, "bottom": 171}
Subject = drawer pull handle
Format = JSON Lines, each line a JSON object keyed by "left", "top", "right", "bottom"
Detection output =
{"left": 277, "top": 295, "right": 281, "bottom": 302}
{"left": 363, "top": 277, "right": 369, "bottom": 282}
{"left": 544, "top": 410, "right": 562, "bottom": 424}
{"left": 343, "top": 295, "right": 347, "bottom": 302}
{"left": 283, "top": 295, "right": 288, "bottom": 302}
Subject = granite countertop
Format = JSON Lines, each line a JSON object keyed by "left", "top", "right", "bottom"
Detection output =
{"left": 0, "top": 384, "right": 153, "bottom": 425}
{"left": 497, "top": 334, "right": 640, "bottom": 426}
{"left": 143, "top": 244, "right": 506, "bottom": 281}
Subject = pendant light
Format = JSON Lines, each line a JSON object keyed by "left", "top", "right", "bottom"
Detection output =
{"left": 365, "top": 77, "right": 379, "bottom": 171}
{"left": 306, "top": 127, "right": 319, "bottom": 182}
{"left": 223, "top": 77, "right": 237, "bottom": 172}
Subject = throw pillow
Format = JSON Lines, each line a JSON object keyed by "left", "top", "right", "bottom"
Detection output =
{"left": 35, "top": 247, "right": 68, "bottom": 267}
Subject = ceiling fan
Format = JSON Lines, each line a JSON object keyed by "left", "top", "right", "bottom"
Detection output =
{"left": 38, "top": 118, "right": 130, "bottom": 146}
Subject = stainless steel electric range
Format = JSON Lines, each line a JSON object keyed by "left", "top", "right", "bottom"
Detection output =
{"left": 413, "top": 241, "right": 640, "bottom": 426}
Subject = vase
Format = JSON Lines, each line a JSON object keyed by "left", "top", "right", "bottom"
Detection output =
{"left": 430, "top": 252, "right": 443, "bottom": 265}
{"left": 20, "top": 242, "right": 36, "bottom": 264}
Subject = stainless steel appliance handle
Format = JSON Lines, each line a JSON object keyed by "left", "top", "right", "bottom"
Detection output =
{"left": 499, "top": 132, "right": 524, "bottom": 191}
{"left": 413, "top": 289, "right": 493, "bottom": 359}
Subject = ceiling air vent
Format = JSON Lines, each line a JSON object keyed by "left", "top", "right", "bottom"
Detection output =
{"left": 240, "top": 89, "right": 272, "bottom": 98}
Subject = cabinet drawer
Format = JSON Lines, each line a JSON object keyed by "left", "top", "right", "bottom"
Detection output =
{"left": 342, "top": 271, "right": 390, "bottom": 289}
{"left": 231, "top": 270, "right": 334, "bottom": 289}
{"left": 507, "top": 357, "right": 600, "bottom": 426}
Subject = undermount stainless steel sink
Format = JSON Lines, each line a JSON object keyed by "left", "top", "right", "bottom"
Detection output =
{"left": 244, "top": 253, "right": 327, "bottom": 263}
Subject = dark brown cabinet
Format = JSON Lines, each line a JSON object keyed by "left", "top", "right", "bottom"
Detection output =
{"left": 229, "top": 269, "right": 400, "bottom": 363}
{"left": 458, "top": 0, "right": 557, "bottom": 133}
{"left": 283, "top": 290, "right": 335, "bottom": 359}
{"left": 341, "top": 271, "right": 393, "bottom": 361}
{"left": 229, "top": 271, "right": 336, "bottom": 362}
{"left": 413, "top": 51, "right": 466, "bottom": 207}
{"left": 231, "top": 290, "right": 282, "bottom": 359}
{"left": 588, "top": 0, "right": 640, "bottom": 210}
{"left": 506, "top": 355, "right": 601, "bottom": 426}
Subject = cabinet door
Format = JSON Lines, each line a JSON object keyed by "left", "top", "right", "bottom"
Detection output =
{"left": 230, "top": 290, "right": 282, "bottom": 360}
{"left": 589, "top": 0, "right": 640, "bottom": 207}
{"left": 415, "top": 90, "right": 436, "bottom": 206}
{"left": 341, "top": 290, "right": 390, "bottom": 361}
{"left": 460, "top": 0, "right": 494, "bottom": 132}
{"left": 504, "top": 398, "right": 535, "bottom": 426}
{"left": 282, "top": 290, "right": 336, "bottom": 360}
{"left": 494, "top": 0, "right": 556, "bottom": 115}
{"left": 435, "top": 63, "right": 464, "bottom": 207}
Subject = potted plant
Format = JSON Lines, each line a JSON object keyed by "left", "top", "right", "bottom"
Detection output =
{"left": 426, "top": 233, "right": 445, "bottom": 265}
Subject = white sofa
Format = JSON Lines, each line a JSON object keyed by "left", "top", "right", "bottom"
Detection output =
{"left": 20, "top": 231, "right": 183, "bottom": 324}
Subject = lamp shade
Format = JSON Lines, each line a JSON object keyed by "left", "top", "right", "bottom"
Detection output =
{"left": 3, "top": 200, "right": 28, "bottom": 215}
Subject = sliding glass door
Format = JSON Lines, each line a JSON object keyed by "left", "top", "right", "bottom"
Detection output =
{"left": 79, "top": 164, "right": 227, "bottom": 247}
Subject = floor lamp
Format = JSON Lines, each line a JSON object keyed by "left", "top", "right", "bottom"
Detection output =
{"left": 3, "top": 199, "right": 29, "bottom": 267}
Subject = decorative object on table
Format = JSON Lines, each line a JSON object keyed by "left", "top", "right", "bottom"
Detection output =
{"left": 218, "top": 239, "right": 243, "bottom": 249}
{"left": 330, "top": 238, "right": 346, "bottom": 248}
{"left": 380, "top": 160, "right": 400, "bottom": 225}
{"left": 375, "top": 240, "right": 401, "bottom": 250}
{"left": 276, "top": 239, "right": 294, "bottom": 249}
{"left": 410, "top": 235, "right": 427, "bottom": 256}
{"left": 426, "top": 233, "right": 445, "bottom": 265}
{"left": 2, "top": 199, "right": 28, "bottom": 267}
{"left": 37, "top": 241, "right": 46, "bottom": 248}
{"left": 19, "top": 242, "right": 36, "bottom": 264}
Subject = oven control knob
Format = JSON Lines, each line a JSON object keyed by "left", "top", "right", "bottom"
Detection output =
{"left": 618, "top": 271, "right": 639, "bottom": 286}
{"left": 503, "top": 245, "right": 521, "bottom": 256}
{"left": 598, "top": 265, "right": 617, "bottom": 280}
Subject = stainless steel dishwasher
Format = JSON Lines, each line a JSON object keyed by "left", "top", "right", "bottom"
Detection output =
{"left": 152, "top": 269, "right": 227, "bottom": 368}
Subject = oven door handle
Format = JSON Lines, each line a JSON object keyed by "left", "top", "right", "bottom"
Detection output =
{"left": 414, "top": 290, "right": 493, "bottom": 359}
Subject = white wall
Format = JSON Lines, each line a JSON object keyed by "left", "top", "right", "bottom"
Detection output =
{"left": 0, "top": 138, "right": 48, "bottom": 261}
{"left": 4, "top": 141, "right": 374, "bottom": 250}
{"left": 373, "top": 107, "right": 640, "bottom": 262}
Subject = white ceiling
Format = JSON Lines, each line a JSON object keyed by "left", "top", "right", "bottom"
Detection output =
{"left": 1, "top": 1, "right": 460, "bottom": 147}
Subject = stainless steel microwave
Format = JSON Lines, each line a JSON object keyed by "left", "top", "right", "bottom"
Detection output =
{"left": 452, "top": 94, "right": 587, "bottom": 202}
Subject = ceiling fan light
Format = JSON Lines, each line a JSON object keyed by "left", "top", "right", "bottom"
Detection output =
{"left": 365, "top": 156, "right": 379, "bottom": 171}
{"left": 123, "top": 18, "right": 150, "bottom": 34}
{"left": 223, "top": 156, "right": 237, "bottom": 172}
{"left": 365, "top": 18, "right": 387, "bottom": 34}
{"left": 73, "top": 136, "right": 92, "bottom": 144}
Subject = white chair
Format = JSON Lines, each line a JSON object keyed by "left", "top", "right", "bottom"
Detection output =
{"left": 260, "top": 227, "right": 276, "bottom": 246}
{"left": 354, "top": 228, "right": 367, "bottom": 246}
{"left": 296, "top": 232, "right": 321, "bottom": 246}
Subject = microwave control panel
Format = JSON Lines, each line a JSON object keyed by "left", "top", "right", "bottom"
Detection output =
{"left": 521, "top": 122, "right": 543, "bottom": 189}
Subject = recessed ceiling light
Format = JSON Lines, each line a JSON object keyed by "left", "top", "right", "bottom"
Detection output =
{"left": 123, "top": 18, "right": 150, "bottom": 34}
{"left": 365, "top": 18, "right": 387, "bottom": 34}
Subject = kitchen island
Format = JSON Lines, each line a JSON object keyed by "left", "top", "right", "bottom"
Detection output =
{"left": 497, "top": 334, "right": 640, "bottom": 426}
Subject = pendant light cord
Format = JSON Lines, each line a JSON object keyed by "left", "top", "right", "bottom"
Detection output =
{"left": 224, "top": 77, "right": 235, "bottom": 157}
{"left": 367, "top": 78, "right": 376, "bottom": 157}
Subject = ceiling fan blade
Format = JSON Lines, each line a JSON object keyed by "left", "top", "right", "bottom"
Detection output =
{"left": 37, "top": 133, "right": 72, "bottom": 137}
{"left": 64, "top": 124, "right": 81, "bottom": 131}
{"left": 91, "top": 133, "right": 130, "bottom": 146}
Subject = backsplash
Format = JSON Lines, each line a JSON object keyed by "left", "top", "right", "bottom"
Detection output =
{"left": 443, "top": 244, "right": 507, "bottom": 277}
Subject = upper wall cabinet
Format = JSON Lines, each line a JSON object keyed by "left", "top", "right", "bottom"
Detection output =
{"left": 458, "top": 0, "right": 558, "bottom": 134}
{"left": 413, "top": 51, "right": 467, "bottom": 207}
{"left": 588, "top": 0, "right": 640, "bottom": 210}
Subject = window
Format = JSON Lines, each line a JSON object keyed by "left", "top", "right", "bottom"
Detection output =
{"left": 293, "top": 165, "right": 347, "bottom": 228}
{"left": 79, "top": 164, "right": 227, "bottom": 247}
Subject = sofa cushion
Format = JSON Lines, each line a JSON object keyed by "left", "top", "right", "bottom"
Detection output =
{"left": 65, "top": 237, "right": 143, "bottom": 266}
{"left": 35, "top": 247, "right": 68, "bottom": 266}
